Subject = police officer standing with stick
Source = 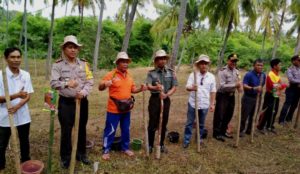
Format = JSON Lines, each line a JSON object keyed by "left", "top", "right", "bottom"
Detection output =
{"left": 213, "top": 54, "right": 242, "bottom": 142}
{"left": 50, "top": 35, "right": 94, "bottom": 169}
{"left": 146, "top": 50, "right": 178, "bottom": 154}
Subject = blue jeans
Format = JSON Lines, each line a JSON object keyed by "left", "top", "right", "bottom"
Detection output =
{"left": 183, "top": 103, "right": 208, "bottom": 145}
{"left": 103, "top": 112, "right": 131, "bottom": 154}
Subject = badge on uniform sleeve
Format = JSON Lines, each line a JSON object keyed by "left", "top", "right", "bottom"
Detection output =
{"left": 85, "top": 63, "right": 93, "bottom": 80}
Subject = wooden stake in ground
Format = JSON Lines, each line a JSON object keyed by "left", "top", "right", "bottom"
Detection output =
{"left": 155, "top": 95, "right": 163, "bottom": 159}
{"left": 1, "top": 70, "right": 21, "bottom": 174}
{"left": 69, "top": 99, "right": 81, "bottom": 174}
{"left": 251, "top": 74, "right": 264, "bottom": 143}
{"left": 193, "top": 71, "right": 201, "bottom": 152}
{"left": 235, "top": 75, "right": 242, "bottom": 148}
{"left": 294, "top": 101, "right": 300, "bottom": 129}
{"left": 143, "top": 91, "right": 149, "bottom": 157}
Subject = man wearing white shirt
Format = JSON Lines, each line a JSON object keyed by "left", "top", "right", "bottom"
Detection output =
{"left": 183, "top": 55, "right": 216, "bottom": 148}
{"left": 0, "top": 47, "right": 34, "bottom": 170}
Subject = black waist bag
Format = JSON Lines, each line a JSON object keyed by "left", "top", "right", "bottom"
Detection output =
{"left": 110, "top": 96, "right": 135, "bottom": 113}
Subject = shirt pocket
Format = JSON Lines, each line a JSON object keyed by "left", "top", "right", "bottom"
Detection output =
{"left": 61, "top": 70, "right": 71, "bottom": 81}
{"left": 78, "top": 70, "right": 86, "bottom": 80}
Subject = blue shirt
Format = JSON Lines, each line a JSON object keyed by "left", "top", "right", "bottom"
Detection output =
{"left": 243, "top": 70, "right": 266, "bottom": 96}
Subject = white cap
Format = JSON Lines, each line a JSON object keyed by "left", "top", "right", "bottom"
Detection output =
{"left": 194, "top": 54, "right": 210, "bottom": 64}
{"left": 60, "top": 35, "right": 82, "bottom": 48}
{"left": 114, "top": 52, "right": 131, "bottom": 64}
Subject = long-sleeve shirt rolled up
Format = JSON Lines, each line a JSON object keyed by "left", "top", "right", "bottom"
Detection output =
{"left": 217, "top": 65, "right": 239, "bottom": 93}
{"left": 286, "top": 65, "right": 300, "bottom": 84}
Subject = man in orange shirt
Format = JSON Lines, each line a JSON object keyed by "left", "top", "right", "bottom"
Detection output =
{"left": 98, "top": 52, "right": 147, "bottom": 160}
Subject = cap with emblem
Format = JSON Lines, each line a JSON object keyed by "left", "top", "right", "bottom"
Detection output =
{"left": 60, "top": 35, "right": 82, "bottom": 48}
{"left": 114, "top": 52, "right": 131, "bottom": 64}
{"left": 194, "top": 54, "right": 210, "bottom": 64}
{"left": 228, "top": 53, "right": 238, "bottom": 62}
{"left": 154, "top": 49, "right": 170, "bottom": 62}
{"left": 291, "top": 54, "right": 300, "bottom": 61}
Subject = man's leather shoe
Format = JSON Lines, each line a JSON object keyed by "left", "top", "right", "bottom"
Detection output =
{"left": 61, "top": 160, "right": 70, "bottom": 169}
{"left": 213, "top": 135, "right": 225, "bottom": 142}
{"left": 149, "top": 146, "right": 153, "bottom": 153}
{"left": 223, "top": 133, "right": 233, "bottom": 139}
{"left": 76, "top": 156, "right": 91, "bottom": 165}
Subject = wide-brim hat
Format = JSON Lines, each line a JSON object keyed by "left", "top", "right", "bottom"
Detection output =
{"left": 194, "top": 54, "right": 210, "bottom": 64}
{"left": 114, "top": 52, "right": 131, "bottom": 64}
{"left": 154, "top": 50, "right": 170, "bottom": 62}
{"left": 60, "top": 35, "right": 82, "bottom": 48}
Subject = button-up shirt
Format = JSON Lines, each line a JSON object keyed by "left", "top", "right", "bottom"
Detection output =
{"left": 0, "top": 67, "right": 34, "bottom": 127}
{"left": 243, "top": 70, "right": 266, "bottom": 96}
{"left": 217, "top": 65, "right": 240, "bottom": 93}
{"left": 186, "top": 71, "right": 216, "bottom": 109}
{"left": 50, "top": 58, "right": 94, "bottom": 98}
{"left": 286, "top": 65, "right": 300, "bottom": 84}
{"left": 146, "top": 67, "right": 178, "bottom": 94}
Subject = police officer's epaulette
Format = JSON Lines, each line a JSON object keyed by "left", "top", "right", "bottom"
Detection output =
{"left": 167, "top": 68, "right": 175, "bottom": 72}
{"left": 80, "top": 58, "right": 87, "bottom": 62}
{"left": 149, "top": 69, "right": 156, "bottom": 72}
{"left": 55, "top": 58, "right": 63, "bottom": 63}
{"left": 220, "top": 66, "right": 227, "bottom": 71}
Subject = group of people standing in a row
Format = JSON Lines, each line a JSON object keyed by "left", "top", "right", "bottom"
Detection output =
{"left": 0, "top": 35, "right": 299, "bottom": 171}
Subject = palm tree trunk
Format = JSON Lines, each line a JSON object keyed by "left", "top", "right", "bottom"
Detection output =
{"left": 125, "top": 2, "right": 129, "bottom": 24}
{"left": 92, "top": 0, "right": 104, "bottom": 72}
{"left": 121, "top": 0, "right": 138, "bottom": 52}
{"left": 176, "top": 35, "right": 187, "bottom": 72}
{"left": 217, "top": 13, "right": 233, "bottom": 72}
{"left": 170, "top": 0, "right": 188, "bottom": 69}
{"left": 80, "top": 7, "right": 84, "bottom": 30}
{"left": 64, "top": 0, "right": 68, "bottom": 16}
{"left": 5, "top": 0, "right": 9, "bottom": 47}
{"left": 271, "top": 1, "right": 286, "bottom": 59}
{"left": 261, "top": 29, "right": 267, "bottom": 59}
{"left": 24, "top": 0, "right": 29, "bottom": 71}
{"left": 18, "top": 14, "right": 25, "bottom": 47}
{"left": 295, "top": 29, "right": 300, "bottom": 55}
{"left": 46, "top": 0, "right": 56, "bottom": 80}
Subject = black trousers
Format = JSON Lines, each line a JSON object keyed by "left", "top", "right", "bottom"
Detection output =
{"left": 258, "top": 92, "right": 279, "bottom": 130}
{"left": 148, "top": 94, "right": 171, "bottom": 147}
{"left": 278, "top": 84, "right": 300, "bottom": 123}
{"left": 0, "top": 123, "right": 30, "bottom": 168}
{"left": 58, "top": 96, "right": 88, "bottom": 162}
{"left": 240, "top": 94, "right": 257, "bottom": 133}
{"left": 213, "top": 92, "right": 235, "bottom": 136}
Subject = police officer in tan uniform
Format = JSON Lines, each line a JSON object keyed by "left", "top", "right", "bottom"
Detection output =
{"left": 213, "top": 54, "right": 242, "bottom": 142}
{"left": 146, "top": 50, "right": 178, "bottom": 153}
{"left": 50, "top": 35, "right": 94, "bottom": 168}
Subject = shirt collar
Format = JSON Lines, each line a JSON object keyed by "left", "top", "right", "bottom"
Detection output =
{"left": 6, "top": 67, "right": 21, "bottom": 79}
{"left": 155, "top": 66, "right": 166, "bottom": 73}
{"left": 63, "top": 57, "right": 80, "bottom": 65}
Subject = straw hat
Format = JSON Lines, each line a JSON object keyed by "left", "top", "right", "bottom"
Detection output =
{"left": 60, "top": 35, "right": 82, "bottom": 48}
{"left": 194, "top": 54, "right": 210, "bottom": 64}
{"left": 154, "top": 50, "right": 170, "bottom": 62}
{"left": 114, "top": 52, "right": 131, "bottom": 64}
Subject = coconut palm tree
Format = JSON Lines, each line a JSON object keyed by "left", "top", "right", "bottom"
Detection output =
{"left": 257, "top": 0, "right": 280, "bottom": 59}
{"left": 72, "top": 0, "right": 96, "bottom": 30}
{"left": 271, "top": 0, "right": 287, "bottom": 59}
{"left": 62, "top": 0, "right": 69, "bottom": 16}
{"left": 45, "top": 0, "right": 58, "bottom": 80}
{"left": 92, "top": 0, "right": 105, "bottom": 72}
{"left": 121, "top": 0, "right": 138, "bottom": 52}
{"left": 287, "top": 0, "right": 300, "bottom": 54}
{"left": 200, "top": 0, "right": 258, "bottom": 71}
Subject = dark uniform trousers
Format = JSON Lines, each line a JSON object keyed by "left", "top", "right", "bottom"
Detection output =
{"left": 58, "top": 95, "right": 88, "bottom": 162}
{"left": 278, "top": 84, "right": 300, "bottom": 123}
{"left": 258, "top": 92, "right": 279, "bottom": 130}
{"left": 240, "top": 94, "right": 257, "bottom": 133}
{"left": 148, "top": 93, "right": 170, "bottom": 147}
{"left": 213, "top": 92, "right": 235, "bottom": 136}
{"left": 0, "top": 123, "right": 30, "bottom": 168}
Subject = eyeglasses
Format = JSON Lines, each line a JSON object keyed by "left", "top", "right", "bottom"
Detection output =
{"left": 200, "top": 77, "right": 204, "bottom": 85}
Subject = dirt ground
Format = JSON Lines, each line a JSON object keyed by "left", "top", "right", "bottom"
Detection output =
{"left": 0, "top": 62, "right": 300, "bottom": 174}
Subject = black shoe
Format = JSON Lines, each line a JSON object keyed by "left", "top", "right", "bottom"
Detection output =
{"left": 0, "top": 165, "right": 5, "bottom": 170}
{"left": 267, "top": 128, "right": 277, "bottom": 135}
{"left": 245, "top": 130, "right": 251, "bottom": 135}
{"left": 76, "top": 156, "right": 91, "bottom": 165}
{"left": 61, "top": 160, "right": 70, "bottom": 169}
{"left": 160, "top": 145, "right": 168, "bottom": 153}
{"left": 239, "top": 132, "right": 245, "bottom": 137}
{"left": 183, "top": 143, "right": 189, "bottom": 149}
{"left": 213, "top": 135, "right": 225, "bottom": 142}
{"left": 223, "top": 133, "right": 233, "bottom": 139}
{"left": 149, "top": 146, "right": 153, "bottom": 153}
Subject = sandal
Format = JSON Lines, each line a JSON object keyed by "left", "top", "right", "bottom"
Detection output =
{"left": 102, "top": 153, "right": 110, "bottom": 161}
{"left": 123, "top": 150, "right": 134, "bottom": 157}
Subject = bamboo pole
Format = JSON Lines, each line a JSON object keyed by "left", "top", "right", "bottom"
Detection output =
{"left": 1, "top": 69, "right": 21, "bottom": 174}
{"left": 194, "top": 71, "right": 201, "bottom": 152}
{"left": 69, "top": 99, "right": 81, "bottom": 174}
{"left": 155, "top": 97, "right": 163, "bottom": 159}
{"left": 143, "top": 91, "right": 149, "bottom": 157}
{"left": 235, "top": 74, "right": 242, "bottom": 148}
{"left": 293, "top": 101, "right": 300, "bottom": 129}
